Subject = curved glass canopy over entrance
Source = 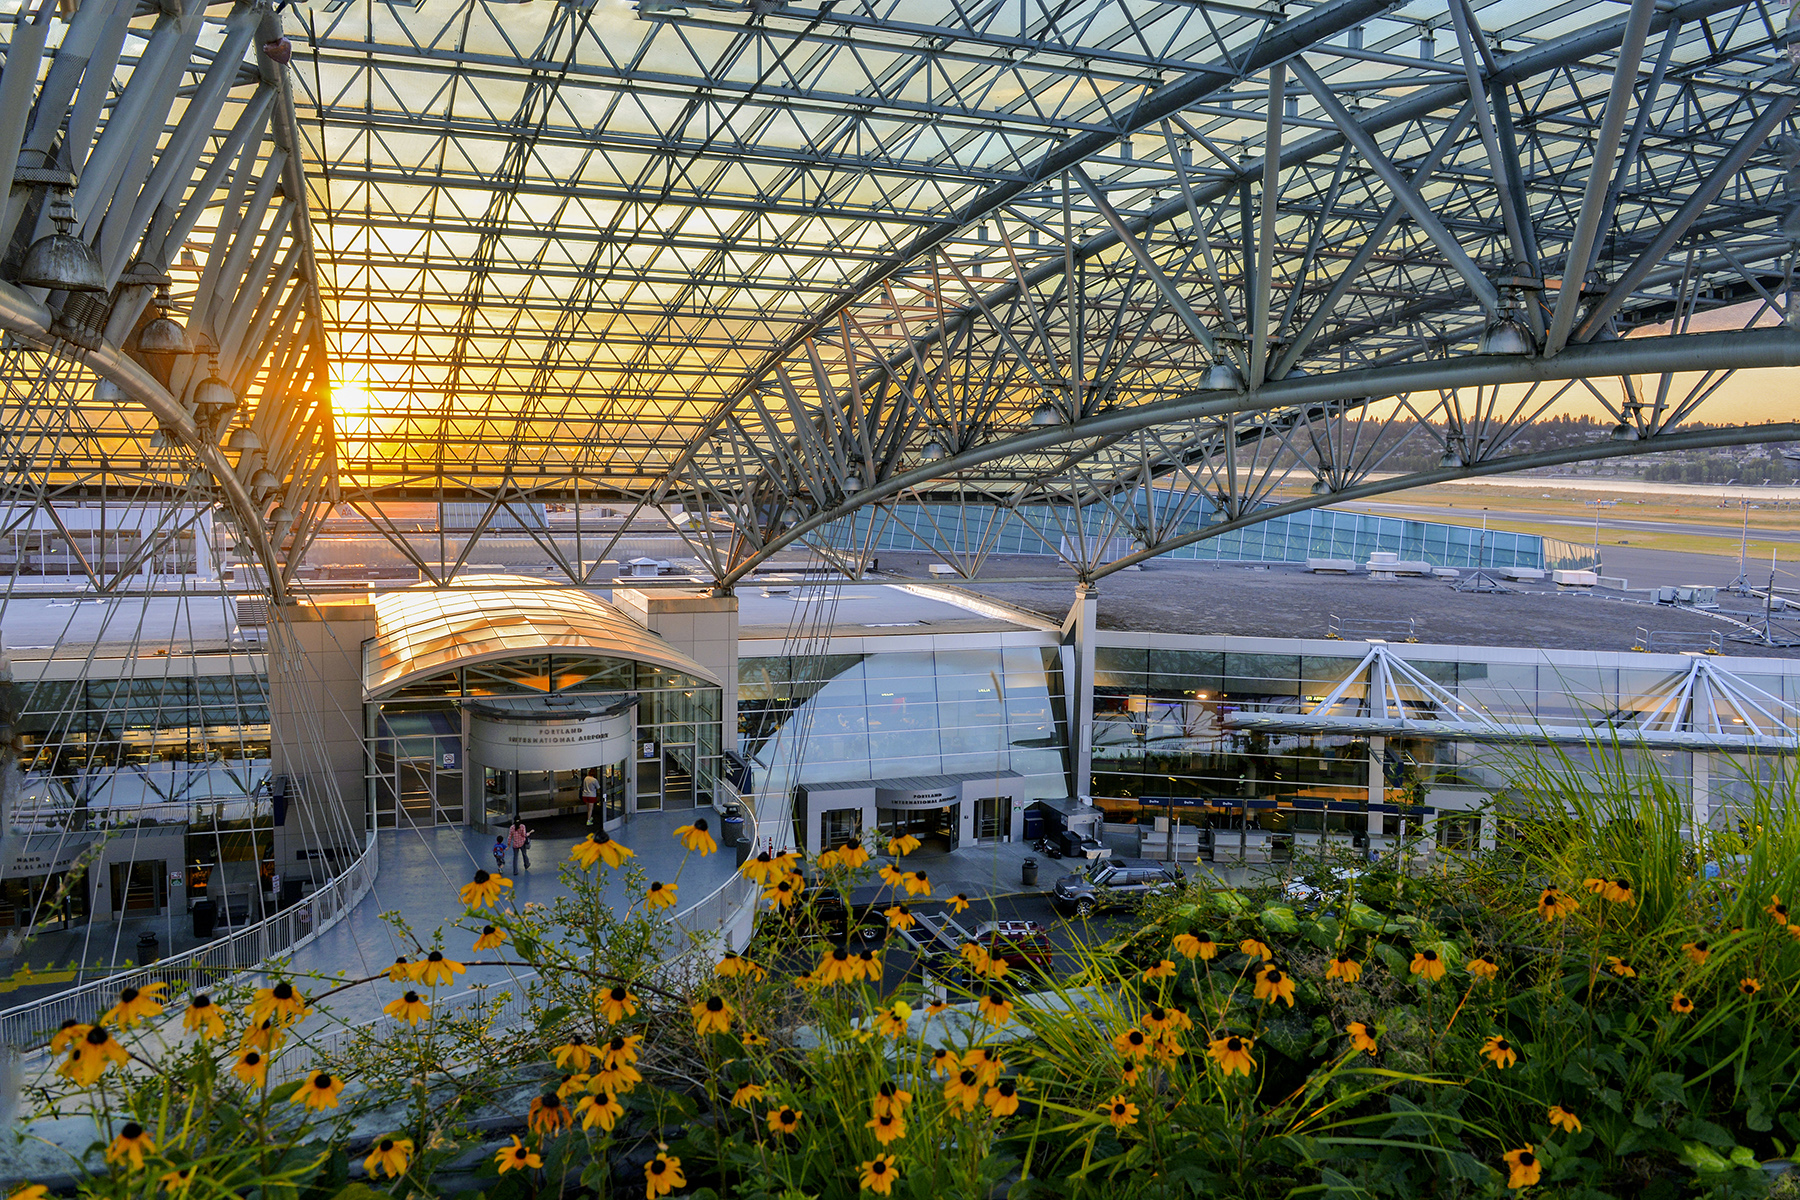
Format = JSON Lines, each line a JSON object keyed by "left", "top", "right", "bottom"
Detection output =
{"left": 361, "top": 581, "right": 722, "bottom": 829}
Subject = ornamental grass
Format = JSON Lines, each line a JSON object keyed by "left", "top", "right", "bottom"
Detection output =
{"left": 10, "top": 748, "right": 1799, "bottom": 1198}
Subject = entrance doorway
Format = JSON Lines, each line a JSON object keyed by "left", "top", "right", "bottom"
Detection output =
{"left": 972, "top": 795, "right": 1011, "bottom": 842}
{"left": 876, "top": 804, "right": 959, "bottom": 853}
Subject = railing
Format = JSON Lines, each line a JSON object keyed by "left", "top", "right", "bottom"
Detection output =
{"left": 1327, "top": 614, "right": 1420, "bottom": 642}
{"left": 0, "top": 833, "right": 378, "bottom": 1053}
{"left": 1633, "top": 628, "right": 1723, "bottom": 655}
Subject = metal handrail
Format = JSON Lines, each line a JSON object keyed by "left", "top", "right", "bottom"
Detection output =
{"left": 0, "top": 831, "right": 378, "bottom": 1053}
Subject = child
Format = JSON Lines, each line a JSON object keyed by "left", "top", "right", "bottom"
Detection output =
{"left": 492, "top": 836, "right": 506, "bottom": 872}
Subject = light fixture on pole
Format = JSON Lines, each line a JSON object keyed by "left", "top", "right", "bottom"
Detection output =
{"left": 18, "top": 190, "right": 105, "bottom": 292}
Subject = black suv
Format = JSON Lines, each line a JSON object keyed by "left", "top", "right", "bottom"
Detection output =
{"left": 1051, "top": 858, "right": 1185, "bottom": 917}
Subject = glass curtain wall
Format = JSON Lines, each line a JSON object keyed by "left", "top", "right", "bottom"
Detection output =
{"left": 739, "top": 645, "right": 1067, "bottom": 794}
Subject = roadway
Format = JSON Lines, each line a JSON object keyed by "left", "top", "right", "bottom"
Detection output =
{"left": 1335, "top": 499, "right": 1800, "bottom": 545}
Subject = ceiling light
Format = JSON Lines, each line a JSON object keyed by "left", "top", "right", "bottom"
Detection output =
{"left": 1202, "top": 362, "right": 1246, "bottom": 391}
{"left": 19, "top": 190, "right": 105, "bottom": 293}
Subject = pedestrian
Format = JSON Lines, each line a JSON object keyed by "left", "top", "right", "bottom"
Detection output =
{"left": 508, "top": 819, "right": 533, "bottom": 872}
{"left": 492, "top": 835, "right": 506, "bottom": 872}
{"left": 581, "top": 769, "right": 600, "bottom": 826}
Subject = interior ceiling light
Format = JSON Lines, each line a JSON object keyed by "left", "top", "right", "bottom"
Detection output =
{"left": 137, "top": 285, "right": 190, "bottom": 356}
{"left": 1202, "top": 362, "right": 1246, "bottom": 392}
{"left": 919, "top": 440, "right": 945, "bottom": 462}
{"left": 19, "top": 189, "right": 105, "bottom": 293}
{"left": 1030, "top": 401, "right": 1062, "bottom": 426}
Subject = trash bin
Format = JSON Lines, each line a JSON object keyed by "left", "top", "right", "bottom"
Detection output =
{"left": 734, "top": 837, "right": 752, "bottom": 867}
{"left": 136, "top": 931, "right": 159, "bottom": 965}
{"left": 191, "top": 898, "right": 218, "bottom": 938}
{"left": 1021, "top": 858, "right": 1038, "bottom": 887}
{"left": 721, "top": 812, "right": 746, "bottom": 847}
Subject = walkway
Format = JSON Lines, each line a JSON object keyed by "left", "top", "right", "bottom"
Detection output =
{"left": 274, "top": 809, "right": 741, "bottom": 1028}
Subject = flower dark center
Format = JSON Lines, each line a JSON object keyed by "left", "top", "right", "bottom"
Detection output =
{"left": 404, "top": 991, "right": 420, "bottom": 1003}
{"left": 780, "top": 1108, "right": 795, "bottom": 1122}
{"left": 914, "top": 871, "right": 926, "bottom": 881}
{"left": 59, "top": 1019, "right": 77, "bottom": 1030}
{"left": 1150, "top": 1007, "right": 1166, "bottom": 1020}
{"left": 610, "top": 1036, "right": 626, "bottom": 1050}
{"left": 879, "top": 1082, "right": 896, "bottom": 1097}
{"left": 428, "top": 952, "right": 444, "bottom": 962}
{"left": 706, "top": 997, "right": 724, "bottom": 1012}
{"left": 121, "top": 987, "right": 139, "bottom": 1002}
{"left": 832, "top": 949, "right": 849, "bottom": 962}
{"left": 959, "top": 1070, "right": 977, "bottom": 1086}
{"left": 1266, "top": 969, "right": 1284, "bottom": 983}
{"left": 1519, "top": 1152, "right": 1536, "bottom": 1167}
{"left": 85, "top": 1028, "right": 109, "bottom": 1045}
{"left": 314, "top": 1073, "right": 333, "bottom": 1087}
{"left": 610, "top": 987, "right": 627, "bottom": 1000}
{"left": 1226, "top": 1038, "right": 1243, "bottom": 1051}
{"left": 756, "top": 852, "right": 772, "bottom": 863}
{"left": 596, "top": 832, "right": 612, "bottom": 844}
{"left": 122, "top": 1123, "right": 143, "bottom": 1139}
{"left": 1114, "top": 1104, "right": 1127, "bottom": 1115}
{"left": 694, "top": 818, "right": 709, "bottom": 831}
{"left": 872, "top": 1162, "right": 888, "bottom": 1175}
{"left": 649, "top": 1161, "right": 666, "bottom": 1175}
{"left": 542, "top": 1093, "right": 561, "bottom": 1108}
{"left": 1128, "top": 1031, "right": 1144, "bottom": 1045}
{"left": 193, "top": 994, "right": 212, "bottom": 1008}
{"left": 274, "top": 983, "right": 294, "bottom": 999}
{"left": 483, "top": 925, "right": 496, "bottom": 935}
{"left": 1496, "top": 1040, "right": 1511, "bottom": 1051}
{"left": 473, "top": 870, "right": 489, "bottom": 883}
{"left": 998, "top": 1081, "right": 1016, "bottom": 1096}
{"left": 1696, "top": 941, "right": 1709, "bottom": 950}
{"left": 244, "top": 1052, "right": 261, "bottom": 1064}
{"left": 1422, "top": 951, "right": 1438, "bottom": 961}
{"left": 379, "top": 1139, "right": 394, "bottom": 1151}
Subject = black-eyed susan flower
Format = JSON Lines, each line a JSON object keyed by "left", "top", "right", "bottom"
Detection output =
{"left": 1151, "top": 1035, "right": 1185, "bottom": 1064}
{"left": 1143, "top": 1005, "right": 1192, "bottom": 1035}
{"left": 1239, "top": 938, "right": 1272, "bottom": 962}
{"left": 866, "top": 1110, "right": 906, "bottom": 1144}
{"left": 1113, "top": 1027, "right": 1151, "bottom": 1059}
{"left": 948, "top": 892, "right": 970, "bottom": 914}
{"left": 49, "top": 1020, "right": 89, "bottom": 1054}
{"left": 928, "top": 1047, "right": 955, "bottom": 1077}
{"left": 183, "top": 993, "right": 225, "bottom": 1039}
{"left": 572, "top": 832, "right": 633, "bottom": 870}
{"left": 692, "top": 995, "right": 733, "bottom": 1035}
{"left": 902, "top": 870, "right": 931, "bottom": 898}
{"left": 251, "top": 980, "right": 308, "bottom": 1025}
{"left": 1104, "top": 1095, "right": 1139, "bottom": 1128}
{"left": 1605, "top": 877, "right": 1636, "bottom": 905}
{"left": 553, "top": 1037, "right": 594, "bottom": 1071}
{"left": 674, "top": 819, "right": 718, "bottom": 856}
{"left": 859, "top": 1155, "right": 899, "bottom": 1195}
{"left": 459, "top": 870, "right": 512, "bottom": 908}
{"left": 739, "top": 850, "right": 783, "bottom": 886}
{"left": 597, "top": 984, "right": 638, "bottom": 1024}
{"left": 416, "top": 951, "right": 465, "bottom": 987}
{"left": 1118, "top": 1058, "right": 1142, "bottom": 1087}
{"left": 1171, "top": 933, "right": 1203, "bottom": 959}
{"left": 1325, "top": 953, "right": 1362, "bottom": 983}
{"left": 232, "top": 1049, "right": 268, "bottom": 1087}
{"left": 1740, "top": 976, "right": 1762, "bottom": 996}
{"left": 1604, "top": 956, "right": 1636, "bottom": 979}
{"left": 1467, "top": 956, "right": 1500, "bottom": 982}
{"left": 528, "top": 1091, "right": 570, "bottom": 1135}
{"left": 106, "top": 1123, "right": 155, "bottom": 1169}
{"left": 363, "top": 1137, "right": 413, "bottom": 1179}
{"left": 644, "top": 1152, "right": 685, "bottom": 1197}
{"left": 1547, "top": 1104, "right": 1581, "bottom": 1134}
{"left": 714, "top": 951, "right": 766, "bottom": 980}
{"left": 1582, "top": 877, "right": 1610, "bottom": 897}
{"left": 384, "top": 991, "right": 430, "bottom": 1026}
{"left": 1537, "top": 887, "right": 1579, "bottom": 922}
{"left": 838, "top": 842, "right": 872, "bottom": 870}
{"left": 959, "top": 942, "right": 993, "bottom": 975}
{"left": 8, "top": 1185, "right": 49, "bottom": 1200}
{"left": 1254, "top": 965, "right": 1296, "bottom": 1007}
{"left": 984, "top": 1079, "right": 1021, "bottom": 1117}
{"left": 578, "top": 1090, "right": 624, "bottom": 1131}
{"left": 158, "top": 1166, "right": 195, "bottom": 1194}
{"left": 295, "top": 1070, "right": 345, "bottom": 1110}
{"left": 1481, "top": 1035, "right": 1519, "bottom": 1069}
{"left": 1682, "top": 940, "right": 1711, "bottom": 966}
{"left": 766, "top": 1106, "right": 802, "bottom": 1136}
{"left": 62, "top": 1025, "right": 128, "bottom": 1086}
{"left": 1410, "top": 948, "right": 1446, "bottom": 982}
{"left": 1766, "top": 895, "right": 1789, "bottom": 925}
{"left": 594, "top": 1061, "right": 642, "bottom": 1094}
{"left": 387, "top": 956, "right": 416, "bottom": 983}
{"left": 732, "top": 1081, "right": 767, "bottom": 1109}
{"left": 556, "top": 1072, "right": 590, "bottom": 1099}
{"left": 1207, "top": 1034, "right": 1256, "bottom": 1076}
{"left": 495, "top": 1136, "right": 540, "bottom": 1174}
{"left": 1141, "top": 958, "right": 1176, "bottom": 981}
{"left": 240, "top": 1017, "right": 284, "bottom": 1052}
{"left": 105, "top": 981, "right": 167, "bottom": 1028}
{"left": 742, "top": 1030, "right": 768, "bottom": 1046}
{"left": 599, "top": 1034, "right": 640, "bottom": 1070}
{"left": 853, "top": 948, "right": 882, "bottom": 983}
{"left": 763, "top": 875, "right": 802, "bottom": 908}
{"left": 925, "top": 1001, "right": 948, "bottom": 1018}
{"left": 885, "top": 904, "right": 915, "bottom": 931}
{"left": 873, "top": 1002, "right": 912, "bottom": 1038}
{"left": 877, "top": 863, "right": 907, "bottom": 888}
{"left": 978, "top": 991, "right": 1013, "bottom": 1026}
{"left": 1503, "top": 1146, "right": 1542, "bottom": 1189}
{"left": 645, "top": 880, "right": 679, "bottom": 911}
{"left": 816, "top": 946, "right": 854, "bottom": 986}
{"left": 1670, "top": 992, "right": 1695, "bottom": 1014}
{"left": 965, "top": 1047, "right": 1005, "bottom": 1086}
{"left": 873, "top": 1080, "right": 912, "bottom": 1116}
{"left": 944, "top": 1067, "right": 983, "bottom": 1111}
{"left": 886, "top": 833, "right": 921, "bottom": 856}
{"left": 1347, "top": 1022, "right": 1378, "bottom": 1055}
{"left": 473, "top": 924, "right": 507, "bottom": 951}
{"left": 815, "top": 846, "right": 844, "bottom": 871}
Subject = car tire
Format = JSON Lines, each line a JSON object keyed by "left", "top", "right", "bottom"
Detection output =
{"left": 1075, "top": 898, "right": 1095, "bottom": 918}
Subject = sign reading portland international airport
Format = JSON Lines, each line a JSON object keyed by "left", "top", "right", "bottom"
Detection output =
{"left": 464, "top": 698, "right": 635, "bottom": 773}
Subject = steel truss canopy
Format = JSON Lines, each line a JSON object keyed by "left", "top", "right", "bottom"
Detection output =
{"left": 5, "top": 0, "right": 1800, "bottom": 594}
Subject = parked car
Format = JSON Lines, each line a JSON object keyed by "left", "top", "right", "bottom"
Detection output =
{"left": 1051, "top": 858, "right": 1185, "bottom": 917}
{"left": 971, "top": 919, "right": 1055, "bottom": 974}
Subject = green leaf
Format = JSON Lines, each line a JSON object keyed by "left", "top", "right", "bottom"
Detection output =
{"left": 1346, "top": 903, "right": 1383, "bottom": 930}
{"left": 1372, "top": 943, "right": 1409, "bottom": 977}
{"left": 1677, "top": 1142, "right": 1733, "bottom": 1175}
{"left": 1676, "top": 1118, "right": 1736, "bottom": 1149}
{"left": 1259, "top": 906, "right": 1300, "bottom": 934}
{"left": 327, "top": 1185, "right": 393, "bottom": 1200}
{"left": 1444, "top": 1151, "right": 1490, "bottom": 1183}
{"left": 1647, "top": 1072, "right": 1688, "bottom": 1107}
{"left": 1747, "top": 1099, "right": 1774, "bottom": 1133}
